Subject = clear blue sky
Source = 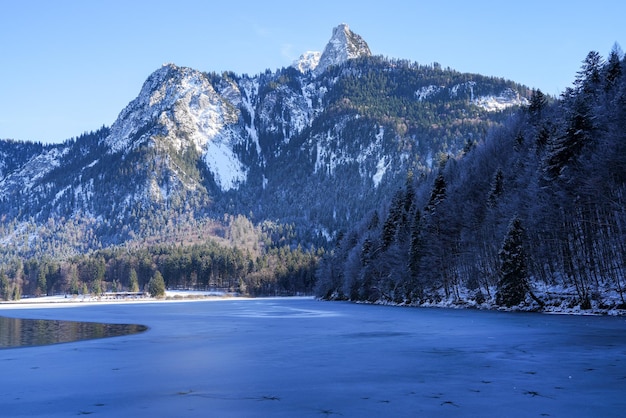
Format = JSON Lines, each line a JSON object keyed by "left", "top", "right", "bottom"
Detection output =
{"left": 1, "top": 0, "right": 624, "bottom": 144}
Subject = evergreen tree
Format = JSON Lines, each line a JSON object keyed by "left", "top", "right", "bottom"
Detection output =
{"left": 487, "top": 168, "right": 504, "bottom": 207}
{"left": 603, "top": 44, "right": 623, "bottom": 91}
{"left": 12, "top": 284, "right": 21, "bottom": 301}
{"left": 148, "top": 271, "right": 166, "bottom": 298}
{"left": 0, "top": 270, "right": 9, "bottom": 301}
{"left": 575, "top": 51, "right": 604, "bottom": 94}
{"left": 407, "top": 209, "right": 423, "bottom": 301}
{"left": 381, "top": 190, "right": 405, "bottom": 250}
{"left": 36, "top": 265, "right": 47, "bottom": 296}
{"left": 544, "top": 94, "right": 594, "bottom": 180}
{"left": 69, "top": 270, "right": 80, "bottom": 295}
{"left": 367, "top": 210, "right": 380, "bottom": 230}
{"left": 426, "top": 173, "right": 446, "bottom": 214}
{"left": 528, "top": 89, "right": 547, "bottom": 118}
{"left": 496, "top": 217, "right": 528, "bottom": 307}
{"left": 129, "top": 268, "right": 140, "bottom": 292}
{"left": 91, "top": 279, "right": 102, "bottom": 296}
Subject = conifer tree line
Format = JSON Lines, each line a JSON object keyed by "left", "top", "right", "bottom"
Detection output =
{"left": 0, "top": 224, "right": 321, "bottom": 300}
{"left": 315, "top": 46, "right": 626, "bottom": 310}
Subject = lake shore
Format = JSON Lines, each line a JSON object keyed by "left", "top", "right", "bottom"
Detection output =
{"left": 3, "top": 290, "right": 625, "bottom": 316}
{"left": 0, "top": 290, "right": 249, "bottom": 309}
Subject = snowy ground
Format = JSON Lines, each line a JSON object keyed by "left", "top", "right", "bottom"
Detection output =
{"left": 1, "top": 297, "right": 625, "bottom": 417}
{"left": 3, "top": 290, "right": 232, "bottom": 305}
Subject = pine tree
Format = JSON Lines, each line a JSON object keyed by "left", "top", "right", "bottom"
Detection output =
{"left": 69, "top": 270, "right": 80, "bottom": 295}
{"left": 528, "top": 89, "right": 547, "bottom": 119}
{"left": 575, "top": 51, "right": 604, "bottom": 94}
{"left": 0, "top": 270, "right": 9, "bottom": 301}
{"left": 487, "top": 168, "right": 504, "bottom": 207}
{"left": 129, "top": 268, "right": 140, "bottom": 292}
{"left": 408, "top": 209, "right": 422, "bottom": 276}
{"left": 36, "top": 266, "right": 47, "bottom": 297}
{"left": 544, "top": 94, "right": 593, "bottom": 180}
{"left": 604, "top": 44, "right": 623, "bottom": 91}
{"left": 148, "top": 271, "right": 166, "bottom": 298}
{"left": 367, "top": 210, "right": 380, "bottom": 230}
{"left": 91, "top": 279, "right": 102, "bottom": 296}
{"left": 381, "top": 190, "right": 405, "bottom": 250}
{"left": 426, "top": 173, "right": 446, "bottom": 214}
{"left": 12, "top": 284, "right": 21, "bottom": 301}
{"left": 496, "top": 217, "right": 528, "bottom": 307}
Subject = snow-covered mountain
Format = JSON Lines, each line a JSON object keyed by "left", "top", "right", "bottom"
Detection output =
{"left": 293, "top": 51, "right": 321, "bottom": 73}
{"left": 0, "top": 24, "right": 531, "bottom": 256}
{"left": 104, "top": 63, "right": 247, "bottom": 191}
{"left": 315, "top": 23, "right": 372, "bottom": 75}
{"left": 291, "top": 23, "right": 372, "bottom": 76}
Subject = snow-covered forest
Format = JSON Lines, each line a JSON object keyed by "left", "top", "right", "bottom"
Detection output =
{"left": 315, "top": 47, "right": 626, "bottom": 313}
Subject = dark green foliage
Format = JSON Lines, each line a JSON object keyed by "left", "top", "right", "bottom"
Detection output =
{"left": 495, "top": 217, "right": 528, "bottom": 307}
{"left": 128, "top": 268, "right": 139, "bottom": 293}
{"left": 0, "top": 270, "right": 9, "bottom": 301}
{"left": 36, "top": 266, "right": 47, "bottom": 297}
{"left": 0, "top": 236, "right": 320, "bottom": 298}
{"left": 148, "top": 271, "right": 166, "bottom": 298}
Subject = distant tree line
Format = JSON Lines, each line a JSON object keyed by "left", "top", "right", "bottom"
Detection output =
{"left": 0, "top": 234, "right": 321, "bottom": 301}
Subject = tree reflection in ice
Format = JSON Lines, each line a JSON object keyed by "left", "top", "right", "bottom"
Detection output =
{"left": 0, "top": 316, "right": 147, "bottom": 348}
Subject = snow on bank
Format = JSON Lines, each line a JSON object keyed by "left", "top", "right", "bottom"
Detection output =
{"left": 0, "top": 290, "right": 242, "bottom": 309}
{"left": 346, "top": 281, "right": 626, "bottom": 316}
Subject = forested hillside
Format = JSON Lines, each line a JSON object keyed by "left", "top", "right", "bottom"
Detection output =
{"left": 13, "top": 24, "right": 611, "bottom": 305}
{"left": 315, "top": 47, "right": 626, "bottom": 312}
{"left": 0, "top": 215, "right": 320, "bottom": 300}
{"left": 0, "top": 32, "right": 532, "bottom": 300}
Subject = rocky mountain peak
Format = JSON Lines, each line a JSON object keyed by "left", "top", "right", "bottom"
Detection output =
{"left": 314, "top": 23, "right": 371, "bottom": 75}
{"left": 293, "top": 24, "right": 371, "bottom": 75}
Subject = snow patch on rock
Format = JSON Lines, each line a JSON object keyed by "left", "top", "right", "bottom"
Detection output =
{"left": 473, "top": 88, "right": 529, "bottom": 112}
{"left": 415, "top": 85, "right": 443, "bottom": 101}
{"left": 104, "top": 63, "right": 247, "bottom": 191}
{"left": 293, "top": 51, "right": 321, "bottom": 73}
{"left": 313, "top": 24, "right": 372, "bottom": 76}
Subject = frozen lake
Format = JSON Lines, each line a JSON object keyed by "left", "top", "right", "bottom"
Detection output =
{"left": 1, "top": 297, "right": 625, "bottom": 417}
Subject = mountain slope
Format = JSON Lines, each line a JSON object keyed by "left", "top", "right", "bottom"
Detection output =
{"left": 315, "top": 48, "right": 626, "bottom": 312}
{"left": 0, "top": 24, "right": 531, "bottom": 259}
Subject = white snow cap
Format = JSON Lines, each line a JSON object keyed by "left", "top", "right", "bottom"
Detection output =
{"left": 315, "top": 23, "right": 372, "bottom": 75}
{"left": 293, "top": 51, "right": 321, "bottom": 73}
{"left": 293, "top": 24, "right": 372, "bottom": 75}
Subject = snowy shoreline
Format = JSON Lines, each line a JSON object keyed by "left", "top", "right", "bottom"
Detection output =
{"left": 0, "top": 290, "right": 250, "bottom": 310}
{"left": 3, "top": 290, "right": 625, "bottom": 316}
{"left": 359, "top": 298, "right": 626, "bottom": 317}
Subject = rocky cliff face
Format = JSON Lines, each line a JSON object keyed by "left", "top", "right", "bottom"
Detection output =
{"left": 313, "top": 23, "right": 372, "bottom": 75}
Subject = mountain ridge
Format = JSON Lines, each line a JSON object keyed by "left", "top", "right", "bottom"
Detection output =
{"left": 0, "top": 24, "right": 531, "bottom": 261}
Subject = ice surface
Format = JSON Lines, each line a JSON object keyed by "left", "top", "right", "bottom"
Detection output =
{"left": 1, "top": 298, "right": 625, "bottom": 417}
